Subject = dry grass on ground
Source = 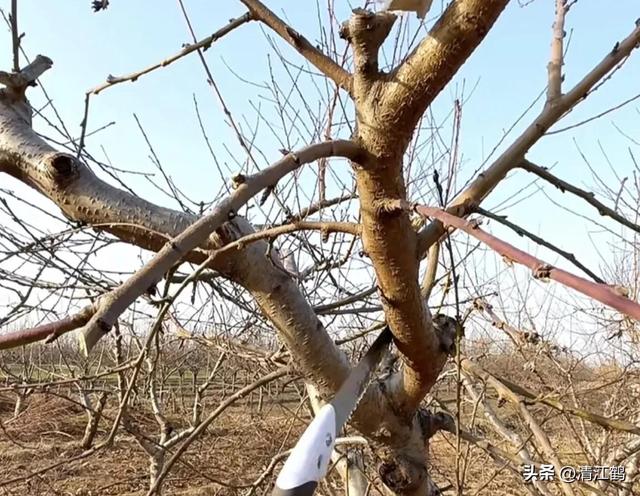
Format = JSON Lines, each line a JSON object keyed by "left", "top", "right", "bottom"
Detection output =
{"left": 1, "top": 355, "right": 638, "bottom": 496}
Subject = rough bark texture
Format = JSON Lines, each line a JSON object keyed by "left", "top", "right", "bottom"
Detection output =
{"left": 345, "top": 1, "right": 510, "bottom": 416}
{"left": 337, "top": 5, "right": 511, "bottom": 491}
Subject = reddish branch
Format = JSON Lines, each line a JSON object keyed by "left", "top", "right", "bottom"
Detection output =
{"left": 474, "top": 205, "right": 605, "bottom": 283}
{"left": 415, "top": 205, "right": 640, "bottom": 321}
{"left": 0, "top": 303, "right": 97, "bottom": 350}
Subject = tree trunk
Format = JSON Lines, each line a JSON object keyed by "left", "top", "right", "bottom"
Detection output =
{"left": 150, "top": 450, "right": 166, "bottom": 495}
{"left": 13, "top": 388, "right": 31, "bottom": 418}
{"left": 80, "top": 391, "right": 108, "bottom": 450}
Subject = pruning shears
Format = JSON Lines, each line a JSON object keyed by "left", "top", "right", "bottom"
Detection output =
{"left": 272, "top": 327, "right": 392, "bottom": 496}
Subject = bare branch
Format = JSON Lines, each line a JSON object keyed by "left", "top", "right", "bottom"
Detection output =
{"left": 415, "top": 205, "right": 640, "bottom": 321}
{"left": 417, "top": 20, "right": 640, "bottom": 255}
{"left": 77, "top": 140, "right": 364, "bottom": 354}
{"left": 462, "top": 359, "right": 640, "bottom": 437}
{"left": 0, "top": 82, "right": 391, "bottom": 454}
{"left": 444, "top": 424, "right": 608, "bottom": 496}
{"left": 88, "top": 13, "right": 253, "bottom": 95}
{"left": 0, "top": 54, "right": 52, "bottom": 96}
{"left": 520, "top": 159, "right": 640, "bottom": 236}
{"left": 474, "top": 205, "right": 605, "bottom": 283}
{"left": 547, "top": 0, "right": 567, "bottom": 104}
{"left": 10, "top": 0, "right": 19, "bottom": 72}
{"left": 333, "top": 2, "right": 511, "bottom": 420}
{"left": 238, "top": 0, "right": 352, "bottom": 93}
{"left": 420, "top": 241, "right": 440, "bottom": 300}
{"left": 0, "top": 220, "right": 358, "bottom": 350}
{"left": 340, "top": 9, "right": 396, "bottom": 90}
{"left": 0, "top": 302, "right": 97, "bottom": 350}
{"left": 378, "top": 0, "right": 510, "bottom": 150}
{"left": 146, "top": 366, "right": 292, "bottom": 495}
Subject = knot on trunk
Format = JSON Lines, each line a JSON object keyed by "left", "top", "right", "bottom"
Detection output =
{"left": 340, "top": 9, "right": 396, "bottom": 76}
{"left": 0, "top": 55, "right": 53, "bottom": 102}
{"left": 417, "top": 409, "right": 455, "bottom": 439}
{"left": 46, "top": 153, "right": 79, "bottom": 185}
{"left": 432, "top": 313, "right": 458, "bottom": 355}
{"left": 378, "top": 453, "right": 427, "bottom": 494}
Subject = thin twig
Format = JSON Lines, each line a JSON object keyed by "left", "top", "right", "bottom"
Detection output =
{"left": 474, "top": 205, "right": 605, "bottom": 283}
{"left": 10, "top": 0, "right": 19, "bottom": 72}
{"left": 88, "top": 13, "right": 253, "bottom": 95}
{"left": 146, "top": 367, "right": 293, "bottom": 495}
{"left": 520, "top": 159, "right": 640, "bottom": 236}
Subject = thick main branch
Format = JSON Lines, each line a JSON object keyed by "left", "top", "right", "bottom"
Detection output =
{"left": 377, "top": 0, "right": 510, "bottom": 149}
{"left": 346, "top": 2, "right": 512, "bottom": 417}
{"left": 0, "top": 69, "right": 438, "bottom": 495}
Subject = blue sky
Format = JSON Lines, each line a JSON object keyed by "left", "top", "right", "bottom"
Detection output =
{"left": 1, "top": 1, "right": 637, "bottom": 204}
{"left": 1, "top": 1, "right": 640, "bottom": 349}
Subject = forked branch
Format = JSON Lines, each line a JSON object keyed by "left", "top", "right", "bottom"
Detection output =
{"left": 74, "top": 140, "right": 364, "bottom": 354}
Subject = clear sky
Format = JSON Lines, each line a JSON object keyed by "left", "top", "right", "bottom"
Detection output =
{"left": 1, "top": 0, "right": 639, "bottom": 351}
